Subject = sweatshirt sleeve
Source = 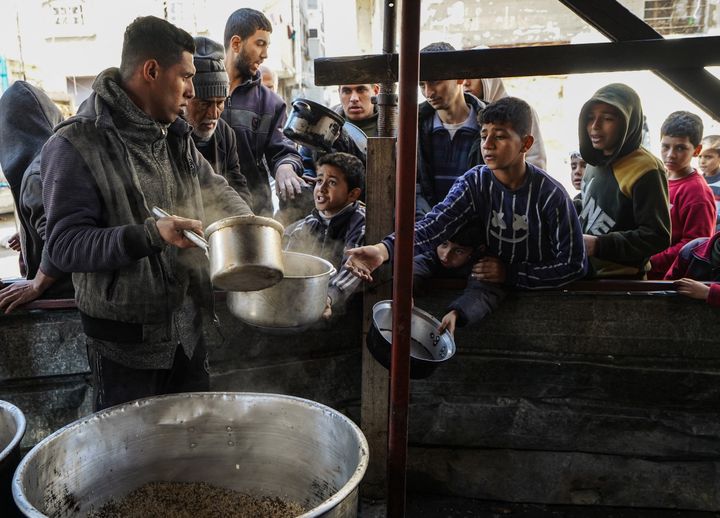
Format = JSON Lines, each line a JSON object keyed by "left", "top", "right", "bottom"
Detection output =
{"left": 42, "top": 135, "right": 158, "bottom": 273}
{"left": 707, "top": 283, "right": 720, "bottom": 307}
{"left": 651, "top": 198, "right": 716, "bottom": 277}
{"left": 327, "top": 211, "right": 366, "bottom": 310}
{"left": 447, "top": 279, "right": 506, "bottom": 327}
{"left": 193, "top": 141, "right": 254, "bottom": 226}
{"left": 265, "top": 102, "right": 304, "bottom": 177}
{"left": 595, "top": 168, "right": 671, "bottom": 263}
{"left": 505, "top": 193, "right": 588, "bottom": 289}
{"left": 382, "top": 170, "right": 479, "bottom": 262}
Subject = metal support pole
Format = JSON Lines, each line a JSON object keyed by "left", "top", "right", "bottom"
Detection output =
{"left": 387, "top": 0, "right": 421, "bottom": 516}
{"left": 377, "top": 0, "right": 398, "bottom": 138}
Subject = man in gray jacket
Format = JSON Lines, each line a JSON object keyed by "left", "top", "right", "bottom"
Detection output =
{"left": 42, "top": 16, "right": 253, "bottom": 410}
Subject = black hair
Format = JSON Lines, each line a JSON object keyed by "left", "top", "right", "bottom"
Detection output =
{"left": 448, "top": 224, "right": 483, "bottom": 248}
{"left": 661, "top": 110, "right": 703, "bottom": 147}
{"left": 224, "top": 8, "right": 273, "bottom": 49}
{"left": 120, "top": 16, "right": 195, "bottom": 81}
{"left": 316, "top": 152, "right": 365, "bottom": 192}
{"left": 421, "top": 41, "right": 456, "bottom": 53}
{"left": 478, "top": 96, "right": 532, "bottom": 139}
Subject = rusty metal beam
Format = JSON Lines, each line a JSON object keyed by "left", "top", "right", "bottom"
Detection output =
{"left": 314, "top": 36, "right": 720, "bottom": 86}
{"left": 559, "top": 0, "right": 720, "bottom": 120}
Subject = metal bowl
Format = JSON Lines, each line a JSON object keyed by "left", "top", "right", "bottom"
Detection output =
{"left": 205, "top": 215, "right": 285, "bottom": 291}
{"left": 227, "top": 252, "right": 336, "bottom": 328}
{"left": 0, "top": 400, "right": 25, "bottom": 513}
{"left": 367, "top": 300, "right": 456, "bottom": 379}
{"left": 13, "top": 392, "right": 368, "bottom": 517}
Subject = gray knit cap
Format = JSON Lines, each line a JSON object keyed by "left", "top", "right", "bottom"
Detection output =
{"left": 192, "top": 36, "right": 229, "bottom": 99}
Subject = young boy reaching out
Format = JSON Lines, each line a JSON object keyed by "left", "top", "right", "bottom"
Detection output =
{"left": 346, "top": 97, "right": 587, "bottom": 333}
{"left": 284, "top": 152, "right": 365, "bottom": 319}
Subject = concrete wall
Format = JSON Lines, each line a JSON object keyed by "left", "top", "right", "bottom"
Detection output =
{"left": 2, "top": 288, "right": 720, "bottom": 511}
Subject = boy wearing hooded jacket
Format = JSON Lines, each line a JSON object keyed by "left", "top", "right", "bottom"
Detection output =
{"left": 578, "top": 83, "right": 671, "bottom": 278}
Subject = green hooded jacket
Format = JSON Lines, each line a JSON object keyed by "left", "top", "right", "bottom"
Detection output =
{"left": 578, "top": 83, "right": 670, "bottom": 278}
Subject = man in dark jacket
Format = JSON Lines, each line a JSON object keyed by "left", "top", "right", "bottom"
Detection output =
{"left": 186, "top": 36, "right": 252, "bottom": 206}
{"left": 0, "top": 81, "right": 73, "bottom": 313}
{"left": 42, "top": 16, "right": 253, "bottom": 410}
{"left": 416, "top": 42, "right": 486, "bottom": 218}
{"left": 222, "top": 8, "right": 304, "bottom": 216}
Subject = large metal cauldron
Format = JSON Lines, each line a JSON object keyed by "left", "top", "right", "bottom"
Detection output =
{"left": 13, "top": 393, "right": 368, "bottom": 517}
{"left": 0, "top": 400, "right": 26, "bottom": 514}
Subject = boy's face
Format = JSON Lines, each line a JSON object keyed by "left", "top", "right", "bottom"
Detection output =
{"left": 314, "top": 164, "right": 361, "bottom": 216}
{"left": 698, "top": 147, "right": 720, "bottom": 176}
{"left": 660, "top": 135, "right": 699, "bottom": 175}
{"left": 585, "top": 102, "right": 623, "bottom": 156}
{"left": 436, "top": 240, "right": 474, "bottom": 269}
{"left": 570, "top": 155, "right": 587, "bottom": 190}
{"left": 480, "top": 121, "right": 530, "bottom": 171}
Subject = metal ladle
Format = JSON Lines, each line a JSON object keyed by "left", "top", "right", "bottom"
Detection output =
{"left": 151, "top": 206, "right": 209, "bottom": 259}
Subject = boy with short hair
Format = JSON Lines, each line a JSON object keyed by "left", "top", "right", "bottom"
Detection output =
{"left": 699, "top": 134, "right": 720, "bottom": 231}
{"left": 569, "top": 150, "right": 586, "bottom": 213}
{"left": 578, "top": 83, "right": 671, "bottom": 278}
{"left": 666, "top": 235, "right": 720, "bottom": 306}
{"left": 284, "top": 152, "right": 366, "bottom": 318}
{"left": 648, "top": 111, "right": 716, "bottom": 278}
{"left": 346, "top": 97, "right": 587, "bottom": 334}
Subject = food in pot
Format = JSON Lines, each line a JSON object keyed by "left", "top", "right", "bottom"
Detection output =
{"left": 86, "top": 481, "right": 306, "bottom": 518}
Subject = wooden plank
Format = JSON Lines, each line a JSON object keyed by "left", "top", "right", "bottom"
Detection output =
{"left": 406, "top": 447, "right": 720, "bottom": 510}
{"left": 407, "top": 394, "right": 720, "bottom": 458}
{"left": 559, "top": 0, "right": 720, "bottom": 120}
{"left": 361, "top": 137, "right": 396, "bottom": 498}
{"left": 314, "top": 36, "right": 720, "bottom": 85}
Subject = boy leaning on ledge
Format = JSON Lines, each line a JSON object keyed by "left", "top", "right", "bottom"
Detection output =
{"left": 648, "top": 111, "right": 715, "bottom": 279}
{"left": 345, "top": 96, "right": 587, "bottom": 334}
{"left": 283, "top": 152, "right": 366, "bottom": 319}
{"left": 578, "top": 83, "right": 671, "bottom": 278}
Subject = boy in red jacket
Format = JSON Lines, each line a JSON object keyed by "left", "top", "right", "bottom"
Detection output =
{"left": 649, "top": 111, "right": 716, "bottom": 279}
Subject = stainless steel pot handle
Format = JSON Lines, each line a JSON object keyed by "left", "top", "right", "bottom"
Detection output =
{"left": 151, "top": 206, "right": 210, "bottom": 256}
{"left": 293, "top": 100, "right": 312, "bottom": 116}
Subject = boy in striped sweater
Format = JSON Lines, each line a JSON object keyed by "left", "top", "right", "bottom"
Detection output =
{"left": 346, "top": 97, "right": 587, "bottom": 334}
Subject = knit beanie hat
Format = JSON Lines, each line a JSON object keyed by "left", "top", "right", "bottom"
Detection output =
{"left": 192, "top": 36, "right": 229, "bottom": 99}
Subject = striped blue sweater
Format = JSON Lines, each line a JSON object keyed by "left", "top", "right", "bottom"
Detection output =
{"left": 383, "top": 164, "right": 588, "bottom": 289}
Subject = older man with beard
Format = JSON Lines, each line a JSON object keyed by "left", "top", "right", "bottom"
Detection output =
{"left": 186, "top": 36, "right": 252, "bottom": 205}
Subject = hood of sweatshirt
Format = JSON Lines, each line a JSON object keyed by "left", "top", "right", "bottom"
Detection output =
{"left": 0, "top": 81, "right": 63, "bottom": 201}
{"left": 578, "top": 83, "right": 644, "bottom": 167}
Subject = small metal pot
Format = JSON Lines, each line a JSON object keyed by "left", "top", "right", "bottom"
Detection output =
{"left": 205, "top": 215, "right": 285, "bottom": 292}
{"left": 227, "top": 251, "right": 336, "bottom": 328}
{"left": 366, "top": 300, "right": 456, "bottom": 379}
{"left": 283, "top": 98, "right": 345, "bottom": 151}
{"left": 0, "top": 400, "right": 25, "bottom": 514}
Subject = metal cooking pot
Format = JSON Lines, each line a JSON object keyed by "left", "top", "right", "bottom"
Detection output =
{"left": 366, "top": 300, "right": 456, "bottom": 379}
{"left": 205, "top": 215, "right": 285, "bottom": 291}
{"left": 227, "top": 251, "right": 336, "bottom": 329}
{"left": 0, "top": 400, "right": 25, "bottom": 514}
{"left": 283, "top": 98, "right": 345, "bottom": 152}
{"left": 13, "top": 392, "right": 369, "bottom": 518}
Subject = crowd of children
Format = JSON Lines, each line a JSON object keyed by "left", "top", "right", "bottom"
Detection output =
{"left": 280, "top": 80, "right": 720, "bottom": 336}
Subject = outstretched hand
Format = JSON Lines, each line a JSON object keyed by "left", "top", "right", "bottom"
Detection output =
{"left": 344, "top": 244, "right": 389, "bottom": 282}
{"left": 437, "top": 310, "right": 458, "bottom": 336}
{"left": 0, "top": 269, "right": 55, "bottom": 314}
{"left": 471, "top": 256, "right": 506, "bottom": 284}
{"left": 674, "top": 278, "right": 710, "bottom": 301}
